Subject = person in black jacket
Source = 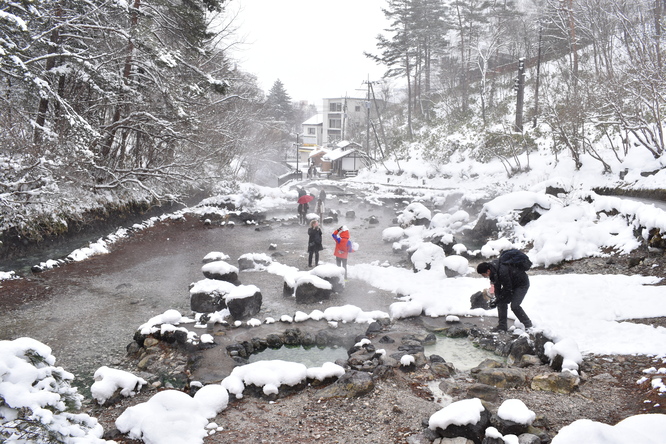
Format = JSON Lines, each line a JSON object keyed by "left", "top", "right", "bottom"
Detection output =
{"left": 477, "top": 260, "right": 533, "bottom": 332}
{"left": 307, "top": 219, "right": 323, "bottom": 267}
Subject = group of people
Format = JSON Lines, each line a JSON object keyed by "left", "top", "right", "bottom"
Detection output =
{"left": 306, "top": 221, "right": 354, "bottom": 278}
{"left": 297, "top": 187, "right": 326, "bottom": 225}
{"left": 299, "top": 186, "right": 532, "bottom": 331}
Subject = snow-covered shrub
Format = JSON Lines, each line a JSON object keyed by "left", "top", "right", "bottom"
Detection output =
{"left": 0, "top": 338, "right": 110, "bottom": 443}
{"left": 91, "top": 366, "right": 147, "bottom": 405}
{"left": 115, "top": 388, "right": 228, "bottom": 443}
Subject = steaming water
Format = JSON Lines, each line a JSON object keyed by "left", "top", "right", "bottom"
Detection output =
{"left": 247, "top": 345, "right": 348, "bottom": 368}
{"left": 424, "top": 335, "right": 503, "bottom": 371}
{"left": 0, "top": 181, "right": 489, "bottom": 393}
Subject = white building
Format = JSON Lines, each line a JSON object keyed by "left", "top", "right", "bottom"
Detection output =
{"left": 302, "top": 114, "right": 323, "bottom": 147}
{"left": 321, "top": 97, "right": 368, "bottom": 145}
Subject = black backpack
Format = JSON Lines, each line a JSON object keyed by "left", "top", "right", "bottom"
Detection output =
{"left": 498, "top": 249, "right": 532, "bottom": 271}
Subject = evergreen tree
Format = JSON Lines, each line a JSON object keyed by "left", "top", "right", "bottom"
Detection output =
{"left": 264, "top": 79, "right": 294, "bottom": 124}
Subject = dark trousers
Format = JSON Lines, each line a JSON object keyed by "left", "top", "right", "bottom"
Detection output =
{"left": 308, "top": 250, "right": 319, "bottom": 266}
{"left": 497, "top": 284, "right": 532, "bottom": 329}
{"left": 335, "top": 257, "right": 348, "bottom": 278}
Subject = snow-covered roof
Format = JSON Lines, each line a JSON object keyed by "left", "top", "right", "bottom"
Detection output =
{"left": 324, "top": 148, "right": 358, "bottom": 161}
{"left": 309, "top": 147, "right": 329, "bottom": 159}
{"left": 336, "top": 140, "right": 361, "bottom": 149}
{"left": 302, "top": 114, "right": 323, "bottom": 126}
{"left": 324, "top": 147, "right": 370, "bottom": 161}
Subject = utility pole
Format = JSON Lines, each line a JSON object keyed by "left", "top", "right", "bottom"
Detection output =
{"left": 362, "top": 77, "right": 373, "bottom": 157}
{"left": 295, "top": 133, "right": 300, "bottom": 177}
{"left": 514, "top": 58, "right": 526, "bottom": 133}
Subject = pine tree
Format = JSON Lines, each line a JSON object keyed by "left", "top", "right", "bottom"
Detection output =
{"left": 264, "top": 79, "right": 294, "bottom": 124}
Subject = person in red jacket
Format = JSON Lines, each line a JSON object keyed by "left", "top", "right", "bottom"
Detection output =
{"left": 332, "top": 226, "right": 354, "bottom": 279}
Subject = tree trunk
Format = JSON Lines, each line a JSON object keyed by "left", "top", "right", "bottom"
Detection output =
{"left": 33, "top": 4, "right": 63, "bottom": 144}
{"left": 101, "top": 0, "right": 140, "bottom": 159}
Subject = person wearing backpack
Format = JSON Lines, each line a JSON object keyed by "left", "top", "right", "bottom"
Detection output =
{"left": 477, "top": 249, "right": 533, "bottom": 332}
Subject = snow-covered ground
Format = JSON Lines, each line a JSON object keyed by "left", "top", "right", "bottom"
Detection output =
{"left": 2, "top": 147, "right": 666, "bottom": 443}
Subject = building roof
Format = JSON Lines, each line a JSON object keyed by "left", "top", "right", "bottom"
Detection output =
{"left": 336, "top": 140, "right": 362, "bottom": 149}
{"left": 324, "top": 97, "right": 366, "bottom": 101}
{"left": 302, "top": 114, "right": 323, "bottom": 126}
{"left": 324, "top": 148, "right": 362, "bottom": 161}
{"left": 309, "top": 147, "right": 329, "bottom": 159}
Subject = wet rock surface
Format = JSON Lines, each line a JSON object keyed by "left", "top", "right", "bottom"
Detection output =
{"left": 92, "top": 313, "right": 666, "bottom": 443}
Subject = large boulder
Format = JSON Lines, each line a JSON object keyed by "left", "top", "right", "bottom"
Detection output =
{"left": 496, "top": 399, "right": 536, "bottom": 436}
{"left": 201, "top": 260, "right": 239, "bottom": 283}
{"left": 283, "top": 271, "right": 309, "bottom": 296}
{"left": 429, "top": 398, "right": 491, "bottom": 444}
{"left": 309, "top": 263, "right": 345, "bottom": 293}
{"left": 530, "top": 372, "right": 579, "bottom": 394}
{"left": 237, "top": 253, "right": 273, "bottom": 271}
{"left": 202, "top": 251, "right": 230, "bottom": 264}
{"left": 470, "top": 290, "right": 492, "bottom": 310}
{"left": 316, "top": 370, "right": 374, "bottom": 399}
{"left": 225, "top": 285, "right": 262, "bottom": 319}
{"left": 382, "top": 226, "right": 405, "bottom": 242}
{"left": 398, "top": 202, "right": 432, "bottom": 227}
{"left": 189, "top": 278, "right": 237, "bottom": 313}
{"left": 294, "top": 275, "right": 333, "bottom": 304}
{"left": 408, "top": 242, "right": 445, "bottom": 272}
{"left": 443, "top": 255, "right": 471, "bottom": 277}
{"left": 474, "top": 368, "right": 528, "bottom": 389}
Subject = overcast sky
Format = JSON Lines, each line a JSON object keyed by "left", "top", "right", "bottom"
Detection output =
{"left": 227, "top": 0, "right": 390, "bottom": 108}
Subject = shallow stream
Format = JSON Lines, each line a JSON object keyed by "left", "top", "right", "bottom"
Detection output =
{"left": 0, "top": 182, "right": 488, "bottom": 393}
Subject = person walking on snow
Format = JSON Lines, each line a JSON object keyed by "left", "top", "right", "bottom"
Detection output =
{"left": 332, "top": 226, "right": 354, "bottom": 279}
{"left": 477, "top": 259, "right": 532, "bottom": 332}
{"left": 307, "top": 219, "right": 323, "bottom": 267}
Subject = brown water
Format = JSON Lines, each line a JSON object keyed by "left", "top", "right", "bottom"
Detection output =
{"left": 0, "top": 188, "right": 402, "bottom": 388}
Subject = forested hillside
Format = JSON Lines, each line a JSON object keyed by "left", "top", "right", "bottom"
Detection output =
{"left": 0, "top": 0, "right": 312, "bottom": 243}
{"left": 368, "top": 0, "right": 666, "bottom": 178}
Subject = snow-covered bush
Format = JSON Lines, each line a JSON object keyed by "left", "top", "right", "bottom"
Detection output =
{"left": 91, "top": 366, "right": 147, "bottom": 405}
{"left": 115, "top": 387, "right": 228, "bottom": 443}
{"left": 0, "top": 338, "right": 110, "bottom": 443}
